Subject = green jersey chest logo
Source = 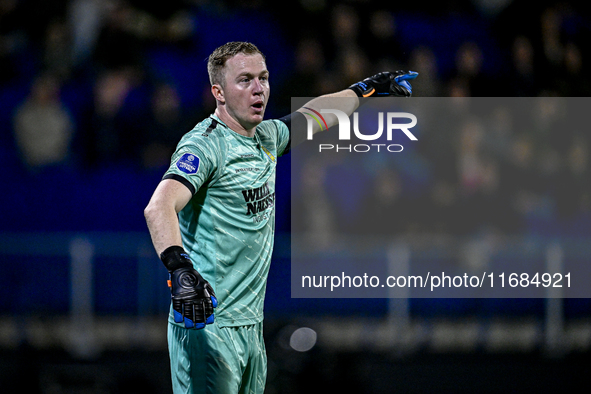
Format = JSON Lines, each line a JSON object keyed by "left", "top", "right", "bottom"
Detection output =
{"left": 241, "top": 181, "right": 275, "bottom": 215}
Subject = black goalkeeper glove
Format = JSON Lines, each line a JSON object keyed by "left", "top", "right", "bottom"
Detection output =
{"left": 349, "top": 70, "right": 418, "bottom": 97}
{"left": 161, "top": 246, "right": 218, "bottom": 329}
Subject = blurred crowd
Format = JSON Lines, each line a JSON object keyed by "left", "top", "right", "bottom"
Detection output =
{"left": 1, "top": 0, "right": 590, "bottom": 236}
{"left": 293, "top": 97, "right": 591, "bottom": 245}
{"left": 1, "top": 0, "right": 211, "bottom": 171}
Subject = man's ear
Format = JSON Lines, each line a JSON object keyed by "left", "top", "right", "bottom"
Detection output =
{"left": 211, "top": 84, "right": 225, "bottom": 104}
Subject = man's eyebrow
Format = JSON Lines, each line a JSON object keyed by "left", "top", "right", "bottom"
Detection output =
{"left": 236, "top": 70, "right": 269, "bottom": 79}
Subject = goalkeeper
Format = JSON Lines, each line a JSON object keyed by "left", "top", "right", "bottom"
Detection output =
{"left": 144, "top": 41, "right": 417, "bottom": 394}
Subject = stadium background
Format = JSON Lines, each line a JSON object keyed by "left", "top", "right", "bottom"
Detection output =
{"left": 0, "top": 0, "right": 590, "bottom": 392}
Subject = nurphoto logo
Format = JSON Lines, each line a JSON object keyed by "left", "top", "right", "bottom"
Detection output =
{"left": 302, "top": 108, "right": 418, "bottom": 153}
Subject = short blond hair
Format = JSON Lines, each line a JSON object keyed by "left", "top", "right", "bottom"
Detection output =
{"left": 207, "top": 42, "right": 266, "bottom": 86}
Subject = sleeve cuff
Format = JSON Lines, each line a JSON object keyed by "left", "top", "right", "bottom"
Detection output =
{"left": 278, "top": 111, "right": 308, "bottom": 155}
{"left": 162, "top": 173, "right": 196, "bottom": 195}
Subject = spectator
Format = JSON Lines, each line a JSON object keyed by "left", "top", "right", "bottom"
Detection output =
{"left": 555, "top": 41, "right": 590, "bottom": 96}
{"left": 364, "top": 10, "right": 405, "bottom": 71}
{"left": 408, "top": 45, "right": 442, "bottom": 97}
{"left": 140, "top": 82, "right": 194, "bottom": 169}
{"left": 554, "top": 134, "right": 589, "bottom": 219}
{"left": 82, "top": 68, "right": 138, "bottom": 167}
{"left": 292, "top": 158, "right": 338, "bottom": 251}
{"left": 277, "top": 36, "right": 327, "bottom": 112}
{"left": 13, "top": 73, "right": 74, "bottom": 169}
{"left": 453, "top": 41, "right": 495, "bottom": 96}
{"left": 329, "top": 4, "right": 370, "bottom": 86}
{"left": 68, "top": 0, "right": 109, "bottom": 69}
{"left": 0, "top": 0, "right": 28, "bottom": 84}
{"left": 43, "top": 19, "right": 72, "bottom": 80}
{"left": 540, "top": 6, "right": 564, "bottom": 76}
{"left": 92, "top": 1, "right": 144, "bottom": 71}
{"left": 509, "top": 35, "right": 538, "bottom": 96}
{"left": 354, "top": 168, "right": 417, "bottom": 236}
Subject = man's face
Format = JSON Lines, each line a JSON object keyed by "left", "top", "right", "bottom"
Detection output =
{"left": 220, "top": 53, "right": 269, "bottom": 131}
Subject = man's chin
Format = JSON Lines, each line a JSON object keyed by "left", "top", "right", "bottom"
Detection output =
{"left": 240, "top": 115, "right": 264, "bottom": 133}
{"left": 250, "top": 111, "right": 265, "bottom": 125}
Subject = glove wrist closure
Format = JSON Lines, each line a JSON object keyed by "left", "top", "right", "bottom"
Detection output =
{"left": 160, "top": 245, "right": 193, "bottom": 272}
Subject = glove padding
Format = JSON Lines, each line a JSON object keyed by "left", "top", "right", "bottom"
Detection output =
{"left": 161, "top": 245, "right": 217, "bottom": 329}
{"left": 169, "top": 266, "right": 218, "bottom": 329}
{"left": 349, "top": 71, "right": 418, "bottom": 97}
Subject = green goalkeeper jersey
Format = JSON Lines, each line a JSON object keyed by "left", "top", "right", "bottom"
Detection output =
{"left": 163, "top": 114, "right": 290, "bottom": 327}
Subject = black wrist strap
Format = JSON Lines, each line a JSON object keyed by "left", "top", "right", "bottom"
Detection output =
{"left": 348, "top": 84, "right": 365, "bottom": 97}
{"left": 160, "top": 245, "right": 193, "bottom": 272}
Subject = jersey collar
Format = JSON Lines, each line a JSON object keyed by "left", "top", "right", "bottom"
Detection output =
{"left": 210, "top": 114, "right": 261, "bottom": 146}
